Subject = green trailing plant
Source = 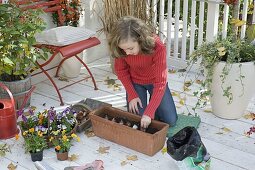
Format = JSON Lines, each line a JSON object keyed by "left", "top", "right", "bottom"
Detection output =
{"left": 186, "top": 37, "right": 255, "bottom": 113}
{"left": 181, "top": 0, "right": 255, "bottom": 115}
{"left": 0, "top": 2, "right": 48, "bottom": 82}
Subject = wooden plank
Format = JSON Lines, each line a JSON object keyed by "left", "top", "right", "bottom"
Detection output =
{"left": 202, "top": 137, "right": 254, "bottom": 170}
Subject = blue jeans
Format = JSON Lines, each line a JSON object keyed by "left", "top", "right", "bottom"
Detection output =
{"left": 126, "top": 83, "right": 178, "bottom": 126}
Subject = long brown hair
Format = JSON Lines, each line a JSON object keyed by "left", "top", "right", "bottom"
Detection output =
{"left": 108, "top": 16, "right": 155, "bottom": 58}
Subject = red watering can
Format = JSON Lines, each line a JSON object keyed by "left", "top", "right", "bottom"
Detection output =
{"left": 0, "top": 83, "right": 19, "bottom": 139}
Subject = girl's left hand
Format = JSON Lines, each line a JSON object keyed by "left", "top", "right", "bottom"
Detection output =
{"left": 141, "top": 115, "right": 151, "bottom": 128}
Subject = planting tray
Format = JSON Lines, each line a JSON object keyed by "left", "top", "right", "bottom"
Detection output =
{"left": 71, "top": 98, "right": 112, "bottom": 132}
{"left": 90, "top": 106, "right": 169, "bottom": 156}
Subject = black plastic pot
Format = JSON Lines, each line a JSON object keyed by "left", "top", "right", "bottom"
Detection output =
{"left": 30, "top": 150, "right": 43, "bottom": 162}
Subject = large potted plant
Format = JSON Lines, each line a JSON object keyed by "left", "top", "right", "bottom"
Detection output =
{"left": 0, "top": 2, "right": 48, "bottom": 109}
{"left": 185, "top": 0, "right": 255, "bottom": 119}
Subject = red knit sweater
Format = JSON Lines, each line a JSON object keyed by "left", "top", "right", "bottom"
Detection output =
{"left": 114, "top": 36, "right": 167, "bottom": 119}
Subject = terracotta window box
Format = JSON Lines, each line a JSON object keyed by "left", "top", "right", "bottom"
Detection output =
{"left": 90, "top": 106, "right": 169, "bottom": 156}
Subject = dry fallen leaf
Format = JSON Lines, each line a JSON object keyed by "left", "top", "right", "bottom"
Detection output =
{"left": 221, "top": 127, "right": 231, "bottom": 133}
{"left": 184, "top": 81, "right": 192, "bottom": 87}
{"left": 58, "top": 77, "right": 69, "bottom": 82}
{"left": 161, "top": 147, "right": 167, "bottom": 154}
{"left": 68, "top": 154, "right": 79, "bottom": 161}
{"left": 126, "top": 155, "right": 138, "bottom": 161}
{"left": 215, "top": 132, "right": 224, "bottom": 135}
{"left": 104, "top": 77, "right": 122, "bottom": 91}
{"left": 235, "top": 20, "right": 246, "bottom": 27}
{"left": 204, "top": 109, "right": 212, "bottom": 113}
{"left": 97, "top": 146, "right": 110, "bottom": 154}
{"left": 121, "top": 160, "right": 128, "bottom": 166}
{"left": 183, "top": 86, "right": 191, "bottom": 92}
{"left": 0, "top": 144, "right": 11, "bottom": 157}
{"left": 195, "top": 80, "right": 202, "bottom": 84}
{"left": 104, "top": 77, "right": 117, "bottom": 86}
{"left": 84, "top": 129, "right": 95, "bottom": 138}
{"left": 243, "top": 112, "right": 255, "bottom": 120}
{"left": 168, "top": 69, "right": 177, "bottom": 74}
{"left": 113, "top": 84, "right": 122, "bottom": 91}
{"left": 7, "top": 163, "right": 17, "bottom": 170}
{"left": 171, "top": 91, "right": 180, "bottom": 97}
{"left": 179, "top": 99, "right": 185, "bottom": 106}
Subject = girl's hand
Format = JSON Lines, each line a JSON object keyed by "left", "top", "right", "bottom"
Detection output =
{"left": 129, "top": 97, "right": 143, "bottom": 114}
{"left": 141, "top": 115, "right": 151, "bottom": 128}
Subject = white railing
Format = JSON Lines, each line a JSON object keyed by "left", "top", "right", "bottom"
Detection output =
{"left": 153, "top": 0, "right": 250, "bottom": 69}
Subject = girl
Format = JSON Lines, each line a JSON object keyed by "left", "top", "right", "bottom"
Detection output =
{"left": 108, "top": 16, "right": 177, "bottom": 129}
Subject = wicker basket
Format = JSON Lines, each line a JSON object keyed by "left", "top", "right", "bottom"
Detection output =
{"left": 89, "top": 106, "right": 169, "bottom": 156}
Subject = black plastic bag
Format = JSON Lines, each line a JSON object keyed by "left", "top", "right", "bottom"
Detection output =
{"left": 167, "top": 126, "right": 208, "bottom": 161}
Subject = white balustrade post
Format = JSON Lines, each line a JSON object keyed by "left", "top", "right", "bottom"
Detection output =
{"left": 159, "top": 0, "right": 165, "bottom": 40}
{"left": 206, "top": 1, "right": 220, "bottom": 42}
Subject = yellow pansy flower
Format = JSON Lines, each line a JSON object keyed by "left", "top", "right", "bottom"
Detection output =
{"left": 217, "top": 47, "right": 225, "bottom": 52}
{"left": 62, "top": 135, "right": 67, "bottom": 141}
{"left": 55, "top": 145, "right": 61, "bottom": 151}
{"left": 49, "top": 136, "right": 54, "bottom": 142}
{"left": 15, "top": 134, "right": 19, "bottom": 140}
{"left": 71, "top": 133, "right": 77, "bottom": 138}
{"left": 29, "top": 128, "right": 34, "bottom": 133}
{"left": 23, "top": 131, "right": 27, "bottom": 136}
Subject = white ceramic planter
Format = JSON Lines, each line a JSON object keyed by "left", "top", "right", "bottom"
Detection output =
{"left": 59, "top": 53, "right": 82, "bottom": 78}
{"left": 210, "top": 62, "right": 255, "bottom": 119}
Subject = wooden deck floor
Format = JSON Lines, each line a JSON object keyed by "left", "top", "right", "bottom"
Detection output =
{"left": 1, "top": 57, "right": 254, "bottom": 170}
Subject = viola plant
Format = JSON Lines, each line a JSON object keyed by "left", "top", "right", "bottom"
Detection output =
{"left": 51, "top": 130, "right": 80, "bottom": 153}
{"left": 19, "top": 107, "right": 77, "bottom": 144}
{"left": 23, "top": 128, "right": 47, "bottom": 153}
